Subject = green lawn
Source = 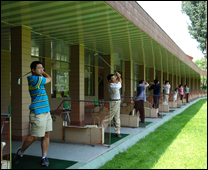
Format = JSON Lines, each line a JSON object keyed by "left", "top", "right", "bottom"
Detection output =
{"left": 99, "top": 99, "right": 207, "bottom": 169}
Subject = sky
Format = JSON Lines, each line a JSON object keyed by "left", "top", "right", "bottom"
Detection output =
{"left": 136, "top": 1, "right": 204, "bottom": 61}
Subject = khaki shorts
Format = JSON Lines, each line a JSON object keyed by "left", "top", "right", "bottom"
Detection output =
{"left": 29, "top": 111, "right": 53, "bottom": 137}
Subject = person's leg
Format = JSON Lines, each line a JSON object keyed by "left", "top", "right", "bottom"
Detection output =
{"left": 153, "top": 96, "right": 157, "bottom": 108}
{"left": 166, "top": 95, "right": 169, "bottom": 105}
{"left": 134, "top": 101, "right": 140, "bottom": 116}
{"left": 163, "top": 95, "right": 165, "bottom": 105}
{"left": 156, "top": 96, "right": 160, "bottom": 109}
{"left": 156, "top": 96, "right": 160, "bottom": 115}
{"left": 40, "top": 112, "right": 53, "bottom": 167}
{"left": 13, "top": 112, "right": 41, "bottom": 164}
{"left": 138, "top": 100, "right": 144, "bottom": 123}
{"left": 21, "top": 112, "right": 42, "bottom": 153}
{"left": 100, "top": 101, "right": 116, "bottom": 131}
{"left": 113, "top": 101, "right": 121, "bottom": 135}
{"left": 20, "top": 136, "right": 39, "bottom": 154}
{"left": 163, "top": 94, "right": 167, "bottom": 105}
{"left": 42, "top": 112, "right": 53, "bottom": 157}
{"left": 41, "top": 132, "right": 50, "bottom": 157}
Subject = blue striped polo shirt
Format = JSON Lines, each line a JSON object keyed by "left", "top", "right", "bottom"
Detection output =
{"left": 27, "top": 75, "right": 50, "bottom": 114}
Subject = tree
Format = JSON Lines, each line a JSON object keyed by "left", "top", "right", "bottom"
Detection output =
{"left": 181, "top": 1, "right": 207, "bottom": 54}
{"left": 194, "top": 57, "right": 207, "bottom": 70}
{"left": 194, "top": 57, "right": 207, "bottom": 90}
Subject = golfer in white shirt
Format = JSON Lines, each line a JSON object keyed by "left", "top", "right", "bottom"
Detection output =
{"left": 100, "top": 72, "right": 122, "bottom": 138}
{"left": 163, "top": 80, "right": 171, "bottom": 105}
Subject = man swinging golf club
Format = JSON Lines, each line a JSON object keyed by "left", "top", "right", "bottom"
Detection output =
{"left": 13, "top": 61, "right": 52, "bottom": 167}
{"left": 100, "top": 71, "right": 122, "bottom": 138}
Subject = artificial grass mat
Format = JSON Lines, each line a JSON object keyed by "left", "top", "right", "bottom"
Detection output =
{"left": 157, "top": 114, "right": 167, "bottom": 118}
{"left": 12, "top": 154, "right": 77, "bottom": 169}
{"left": 104, "top": 133, "right": 129, "bottom": 145}
{"left": 139, "top": 121, "right": 153, "bottom": 127}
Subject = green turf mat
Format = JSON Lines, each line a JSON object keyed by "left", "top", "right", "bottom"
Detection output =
{"left": 104, "top": 133, "right": 129, "bottom": 145}
{"left": 12, "top": 154, "right": 77, "bottom": 169}
{"left": 157, "top": 114, "right": 167, "bottom": 118}
{"left": 139, "top": 121, "right": 153, "bottom": 127}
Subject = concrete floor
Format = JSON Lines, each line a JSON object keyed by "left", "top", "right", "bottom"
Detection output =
{"left": 12, "top": 97, "right": 207, "bottom": 169}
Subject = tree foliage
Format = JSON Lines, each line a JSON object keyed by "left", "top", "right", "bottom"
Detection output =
{"left": 181, "top": 1, "right": 207, "bottom": 54}
{"left": 194, "top": 57, "right": 207, "bottom": 90}
{"left": 194, "top": 57, "right": 207, "bottom": 70}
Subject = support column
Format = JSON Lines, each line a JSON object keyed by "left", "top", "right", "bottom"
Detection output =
{"left": 1, "top": 50, "right": 10, "bottom": 114}
{"left": 198, "top": 78, "right": 200, "bottom": 90}
{"left": 121, "top": 60, "right": 125, "bottom": 96}
{"left": 11, "top": 26, "right": 31, "bottom": 141}
{"left": 193, "top": 78, "right": 196, "bottom": 90}
{"left": 124, "top": 61, "right": 133, "bottom": 97}
{"left": 198, "top": 78, "right": 201, "bottom": 90}
{"left": 178, "top": 75, "right": 181, "bottom": 85}
{"left": 157, "top": 70, "right": 163, "bottom": 92}
{"left": 195, "top": 78, "right": 198, "bottom": 90}
{"left": 191, "top": 78, "right": 194, "bottom": 90}
{"left": 163, "top": 72, "right": 168, "bottom": 81}
{"left": 174, "top": 75, "right": 178, "bottom": 89}
{"left": 187, "top": 77, "right": 191, "bottom": 89}
{"left": 139, "top": 65, "right": 146, "bottom": 81}
{"left": 139, "top": 65, "right": 146, "bottom": 94}
{"left": 194, "top": 78, "right": 196, "bottom": 90}
{"left": 42, "top": 39, "right": 52, "bottom": 99}
{"left": 103, "top": 54, "right": 114, "bottom": 101}
{"left": 182, "top": 77, "right": 186, "bottom": 86}
{"left": 94, "top": 56, "right": 98, "bottom": 99}
{"left": 149, "top": 68, "right": 155, "bottom": 82}
{"left": 175, "top": 75, "right": 179, "bottom": 88}
{"left": 169, "top": 74, "right": 174, "bottom": 91}
{"left": 70, "top": 45, "right": 85, "bottom": 126}
{"left": 188, "top": 77, "right": 192, "bottom": 100}
{"left": 197, "top": 78, "right": 200, "bottom": 90}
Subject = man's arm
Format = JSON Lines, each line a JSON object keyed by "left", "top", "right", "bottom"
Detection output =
{"left": 116, "top": 72, "right": 122, "bottom": 84}
{"left": 144, "top": 81, "right": 149, "bottom": 87}
{"left": 42, "top": 71, "right": 52, "bottom": 84}
{"left": 149, "top": 85, "right": 153, "bottom": 91}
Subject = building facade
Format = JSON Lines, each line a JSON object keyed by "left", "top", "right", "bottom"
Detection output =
{"left": 1, "top": 1, "right": 207, "bottom": 141}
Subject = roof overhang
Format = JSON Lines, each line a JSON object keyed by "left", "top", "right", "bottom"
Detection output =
{"left": 1, "top": 1, "right": 207, "bottom": 78}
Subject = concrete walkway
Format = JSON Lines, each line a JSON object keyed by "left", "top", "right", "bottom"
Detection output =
{"left": 12, "top": 97, "right": 207, "bottom": 169}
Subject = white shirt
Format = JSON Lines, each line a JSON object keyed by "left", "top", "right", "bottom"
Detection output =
{"left": 163, "top": 84, "right": 171, "bottom": 94}
{"left": 108, "top": 82, "right": 122, "bottom": 100}
{"left": 173, "top": 91, "right": 178, "bottom": 101}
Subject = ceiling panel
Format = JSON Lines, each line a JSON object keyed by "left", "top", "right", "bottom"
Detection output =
{"left": 1, "top": 1, "right": 202, "bottom": 78}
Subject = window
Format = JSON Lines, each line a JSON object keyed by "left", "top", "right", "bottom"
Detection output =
{"left": 114, "top": 52, "right": 123, "bottom": 95}
{"left": 133, "top": 63, "right": 139, "bottom": 93}
{"left": 85, "top": 66, "right": 94, "bottom": 96}
{"left": 155, "top": 68, "right": 158, "bottom": 80}
{"left": 51, "top": 41, "right": 70, "bottom": 98}
{"left": 31, "top": 47, "right": 39, "bottom": 57}
{"left": 84, "top": 48, "right": 95, "bottom": 96}
{"left": 146, "top": 67, "right": 150, "bottom": 83}
{"left": 114, "top": 52, "right": 122, "bottom": 72}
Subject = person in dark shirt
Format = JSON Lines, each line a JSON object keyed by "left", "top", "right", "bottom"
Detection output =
{"left": 149, "top": 79, "right": 161, "bottom": 116}
{"left": 134, "top": 80, "right": 149, "bottom": 123}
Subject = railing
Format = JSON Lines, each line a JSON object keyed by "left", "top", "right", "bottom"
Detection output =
{"left": 1, "top": 113, "right": 11, "bottom": 169}
{"left": 51, "top": 99, "right": 111, "bottom": 146}
{"left": 121, "top": 94, "right": 164, "bottom": 128}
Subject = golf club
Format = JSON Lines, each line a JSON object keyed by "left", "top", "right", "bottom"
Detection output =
{"left": 94, "top": 53, "right": 122, "bottom": 79}
{"left": 94, "top": 53, "right": 117, "bottom": 73}
{"left": 18, "top": 71, "right": 32, "bottom": 85}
